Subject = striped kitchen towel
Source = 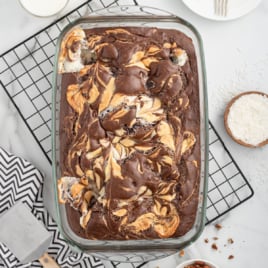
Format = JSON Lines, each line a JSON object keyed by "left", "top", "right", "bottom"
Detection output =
{"left": 0, "top": 147, "right": 104, "bottom": 268}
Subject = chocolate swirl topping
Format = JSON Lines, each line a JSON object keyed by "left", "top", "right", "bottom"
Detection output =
{"left": 58, "top": 27, "right": 200, "bottom": 240}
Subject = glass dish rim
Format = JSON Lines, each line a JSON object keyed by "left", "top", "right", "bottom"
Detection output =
{"left": 51, "top": 5, "right": 209, "bottom": 253}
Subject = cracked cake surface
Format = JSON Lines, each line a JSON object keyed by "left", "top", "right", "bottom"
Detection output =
{"left": 57, "top": 26, "right": 200, "bottom": 240}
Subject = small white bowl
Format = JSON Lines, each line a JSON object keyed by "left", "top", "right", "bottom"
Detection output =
{"left": 19, "top": 0, "right": 69, "bottom": 17}
{"left": 176, "top": 259, "right": 219, "bottom": 268}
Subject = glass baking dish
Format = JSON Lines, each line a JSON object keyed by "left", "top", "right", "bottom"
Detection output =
{"left": 52, "top": 5, "right": 208, "bottom": 263}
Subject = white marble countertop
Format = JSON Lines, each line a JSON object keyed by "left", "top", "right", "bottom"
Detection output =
{"left": 0, "top": 0, "right": 268, "bottom": 267}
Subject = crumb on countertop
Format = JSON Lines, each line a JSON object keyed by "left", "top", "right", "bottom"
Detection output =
{"left": 211, "top": 243, "right": 218, "bottom": 250}
{"left": 215, "top": 223, "right": 222, "bottom": 230}
{"left": 179, "top": 249, "right": 185, "bottom": 257}
{"left": 228, "top": 238, "right": 234, "bottom": 244}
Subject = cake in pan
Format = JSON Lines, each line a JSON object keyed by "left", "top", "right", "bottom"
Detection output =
{"left": 57, "top": 26, "right": 200, "bottom": 240}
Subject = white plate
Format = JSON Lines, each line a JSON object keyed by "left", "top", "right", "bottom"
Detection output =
{"left": 182, "top": 0, "right": 262, "bottom": 21}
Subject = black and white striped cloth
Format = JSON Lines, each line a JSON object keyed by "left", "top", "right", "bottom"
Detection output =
{"left": 0, "top": 147, "right": 104, "bottom": 268}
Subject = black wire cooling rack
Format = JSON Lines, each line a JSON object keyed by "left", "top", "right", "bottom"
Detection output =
{"left": 0, "top": 0, "right": 254, "bottom": 267}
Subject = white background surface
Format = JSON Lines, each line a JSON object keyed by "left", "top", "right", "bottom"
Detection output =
{"left": 0, "top": 0, "right": 267, "bottom": 267}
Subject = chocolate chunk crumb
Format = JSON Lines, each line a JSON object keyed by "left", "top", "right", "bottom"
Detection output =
{"left": 228, "top": 255, "right": 234, "bottom": 260}
{"left": 211, "top": 243, "right": 218, "bottom": 250}
{"left": 215, "top": 223, "right": 222, "bottom": 230}
{"left": 204, "top": 238, "right": 209, "bottom": 243}
{"left": 213, "top": 237, "right": 218, "bottom": 240}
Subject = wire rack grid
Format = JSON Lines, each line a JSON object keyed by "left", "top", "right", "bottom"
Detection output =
{"left": 0, "top": 0, "right": 254, "bottom": 267}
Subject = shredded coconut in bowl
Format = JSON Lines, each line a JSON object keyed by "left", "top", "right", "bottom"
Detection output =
{"left": 225, "top": 92, "right": 268, "bottom": 147}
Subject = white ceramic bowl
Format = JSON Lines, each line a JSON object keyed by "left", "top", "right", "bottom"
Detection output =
{"left": 19, "top": 0, "right": 69, "bottom": 17}
{"left": 176, "top": 259, "right": 219, "bottom": 268}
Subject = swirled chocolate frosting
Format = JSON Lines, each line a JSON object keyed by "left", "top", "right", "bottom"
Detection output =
{"left": 58, "top": 27, "right": 200, "bottom": 240}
